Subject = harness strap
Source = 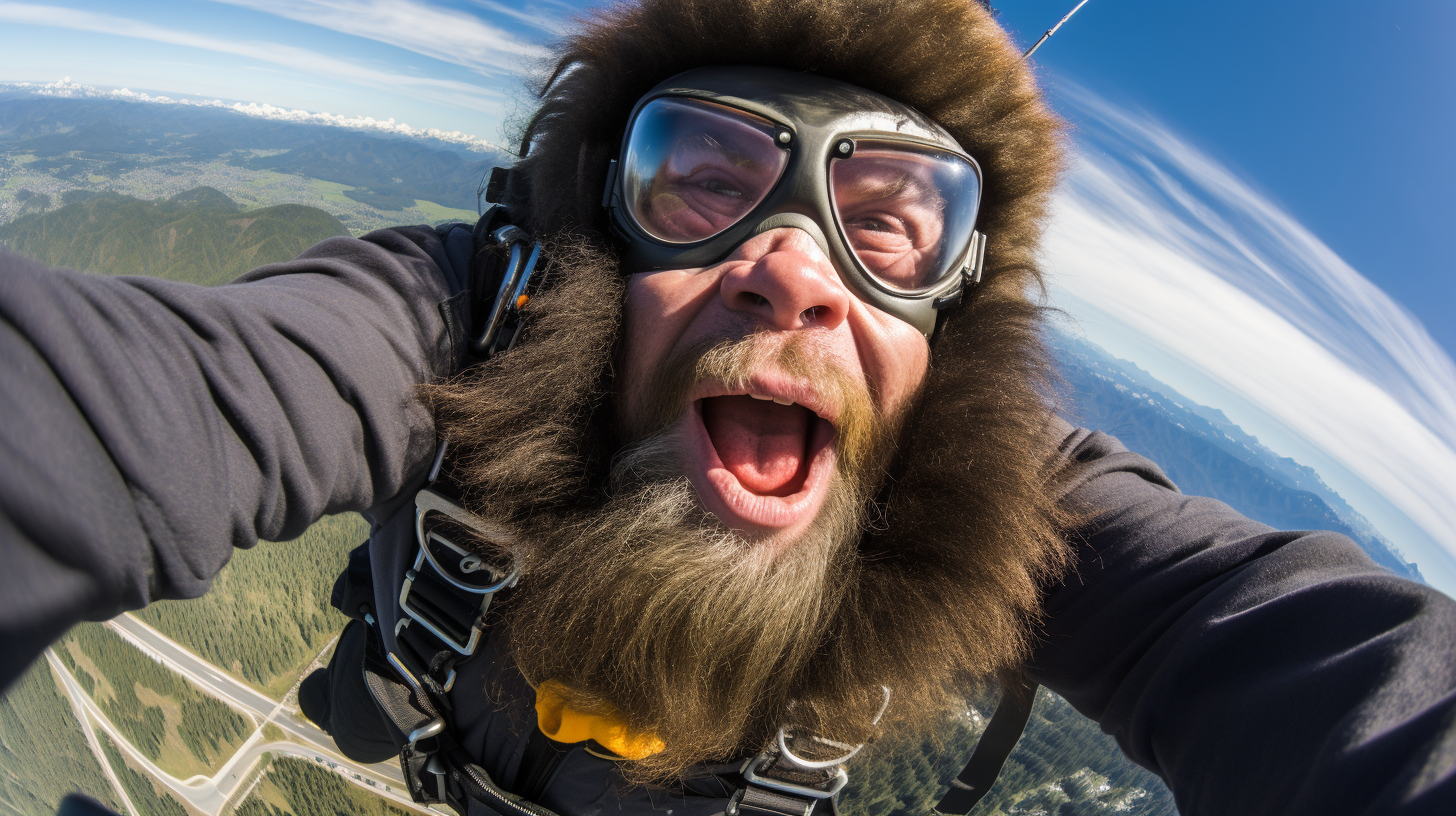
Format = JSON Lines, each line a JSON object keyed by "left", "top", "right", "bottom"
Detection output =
{"left": 932, "top": 679, "right": 1039, "bottom": 815}
{"left": 735, "top": 785, "right": 819, "bottom": 816}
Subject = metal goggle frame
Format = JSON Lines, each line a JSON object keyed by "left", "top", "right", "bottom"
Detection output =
{"left": 604, "top": 66, "right": 985, "bottom": 337}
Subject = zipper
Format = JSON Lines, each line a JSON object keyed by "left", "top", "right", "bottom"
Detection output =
{"left": 457, "top": 755, "right": 566, "bottom": 816}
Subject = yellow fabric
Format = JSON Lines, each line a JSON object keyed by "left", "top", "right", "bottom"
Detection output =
{"left": 534, "top": 680, "right": 666, "bottom": 760}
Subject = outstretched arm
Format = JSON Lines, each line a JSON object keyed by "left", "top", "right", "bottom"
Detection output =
{"left": 0, "top": 224, "right": 475, "bottom": 690}
{"left": 1033, "top": 428, "right": 1456, "bottom": 815}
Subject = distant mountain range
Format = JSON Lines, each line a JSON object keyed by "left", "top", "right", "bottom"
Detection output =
{"left": 1052, "top": 329, "right": 1421, "bottom": 582}
{"left": 0, "top": 94, "right": 510, "bottom": 216}
{"left": 0, "top": 186, "right": 347, "bottom": 286}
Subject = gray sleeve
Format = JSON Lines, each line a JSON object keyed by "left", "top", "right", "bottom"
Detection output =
{"left": 1030, "top": 428, "right": 1456, "bottom": 814}
{"left": 0, "top": 223, "right": 476, "bottom": 690}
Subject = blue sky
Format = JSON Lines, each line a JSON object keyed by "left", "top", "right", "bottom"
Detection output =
{"left": 2, "top": 0, "right": 1454, "bottom": 589}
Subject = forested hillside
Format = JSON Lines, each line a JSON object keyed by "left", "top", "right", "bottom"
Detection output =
{"left": 0, "top": 661, "right": 122, "bottom": 816}
{"left": 98, "top": 731, "right": 188, "bottom": 816}
{"left": 0, "top": 186, "right": 347, "bottom": 286}
{"left": 238, "top": 757, "right": 414, "bottom": 816}
{"left": 57, "top": 623, "right": 252, "bottom": 777}
{"left": 0, "top": 94, "right": 504, "bottom": 231}
{"left": 135, "top": 513, "right": 367, "bottom": 697}
{"left": 841, "top": 689, "right": 1174, "bottom": 816}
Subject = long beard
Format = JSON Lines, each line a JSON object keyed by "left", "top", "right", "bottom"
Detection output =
{"left": 426, "top": 233, "right": 1070, "bottom": 782}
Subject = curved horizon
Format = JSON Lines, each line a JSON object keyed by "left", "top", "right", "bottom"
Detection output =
{"left": 1044, "top": 80, "right": 1456, "bottom": 594}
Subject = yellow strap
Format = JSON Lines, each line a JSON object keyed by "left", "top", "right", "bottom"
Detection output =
{"left": 534, "top": 680, "right": 665, "bottom": 760}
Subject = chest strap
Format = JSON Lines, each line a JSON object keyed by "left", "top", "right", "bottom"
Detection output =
{"left": 393, "top": 475, "right": 520, "bottom": 694}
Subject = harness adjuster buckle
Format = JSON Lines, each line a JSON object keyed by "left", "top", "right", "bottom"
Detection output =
{"left": 739, "top": 752, "right": 848, "bottom": 800}
{"left": 399, "top": 487, "right": 521, "bottom": 656}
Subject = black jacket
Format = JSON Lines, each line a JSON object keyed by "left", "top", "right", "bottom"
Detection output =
{"left": 2, "top": 225, "right": 1454, "bottom": 814}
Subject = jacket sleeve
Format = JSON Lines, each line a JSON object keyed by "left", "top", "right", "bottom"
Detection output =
{"left": 1030, "top": 427, "right": 1456, "bottom": 815}
{"left": 0, "top": 224, "right": 476, "bottom": 691}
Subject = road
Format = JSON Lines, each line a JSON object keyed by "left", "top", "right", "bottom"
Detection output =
{"left": 45, "top": 652, "right": 138, "bottom": 816}
{"left": 47, "top": 649, "right": 227, "bottom": 813}
{"left": 108, "top": 614, "right": 343, "bottom": 756}
{"left": 46, "top": 615, "right": 425, "bottom": 815}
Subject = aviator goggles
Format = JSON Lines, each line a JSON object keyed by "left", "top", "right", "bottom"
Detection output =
{"left": 603, "top": 66, "right": 986, "bottom": 337}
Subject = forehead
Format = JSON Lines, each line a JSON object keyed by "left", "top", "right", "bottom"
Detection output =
{"left": 639, "top": 66, "right": 959, "bottom": 150}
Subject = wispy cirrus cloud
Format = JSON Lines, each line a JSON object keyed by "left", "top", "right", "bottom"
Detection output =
{"left": 0, "top": 2, "right": 506, "bottom": 114}
{"left": 468, "top": 0, "right": 576, "bottom": 36}
{"left": 207, "top": 0, "right": 551, "bottom": 76}
{"left": 1045, "top": 81, "right": 1456, "bottom": 591}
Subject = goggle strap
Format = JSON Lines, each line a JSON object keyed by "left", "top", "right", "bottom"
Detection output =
{"left": 602, "top": 159, "right": 619, "bottom": 210}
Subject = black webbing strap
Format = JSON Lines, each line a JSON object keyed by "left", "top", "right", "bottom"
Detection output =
{"left": 736, "top": 785, "right": 818, "bottom": 816}
{"left": 933, "top": 679, "right": 1039, "bottom": 815}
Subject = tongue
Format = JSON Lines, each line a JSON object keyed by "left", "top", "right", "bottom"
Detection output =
{"left": 701, "top": 395, "right": 813, "bottom": 496}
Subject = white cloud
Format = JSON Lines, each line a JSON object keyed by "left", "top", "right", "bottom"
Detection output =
{"left": 4, "top": 78, "right": 503, "bottom": 152}
{"left": 207, "top": 0, "right": 551, "bottom": 75}
{"left": 468, "top": 0, "right": 575, "bottom": 36}
{"left": 1044, "top": 83, "right": 1456, "bottom": 577}
{"left": 0, "top": 2, "right": 506, "bottom": 115}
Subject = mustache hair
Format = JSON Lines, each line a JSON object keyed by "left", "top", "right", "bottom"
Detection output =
{"left": 622, "top": 331, "right": 886, "bottom": 487}
{"left": 425, "top": 231, "right": 1071, "bottom": 782}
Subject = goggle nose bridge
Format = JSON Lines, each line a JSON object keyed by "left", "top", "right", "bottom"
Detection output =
{"left": 749, "top": 213, "right": 834, "bottom": 261}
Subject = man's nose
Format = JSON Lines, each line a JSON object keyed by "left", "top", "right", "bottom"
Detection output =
{"left": 719, "top": 228, "right": 850, "bottom": 331}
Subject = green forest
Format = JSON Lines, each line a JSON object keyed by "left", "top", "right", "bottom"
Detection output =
{"left": 237, "top": 757, "right": 414, "bottom": 816}
{"left": 841, "top": 689, "right": 1174, "bottom": 816}
{"left": 134, "top": 513, "right": 367, "bottom": 697}
{"left": 98, "top": 731, "right": 188, "bottom": 816}
{"left": 0, "top": 660, "right": 122, "bottom": 816}
{"left": 0, "top": 186, "right": 347, "bottom": 286}
{"left": 56, "top": 622, "right": 252, "bottom": 777}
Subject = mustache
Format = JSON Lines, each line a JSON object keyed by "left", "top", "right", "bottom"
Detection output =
{"left": 626, "top": 332, "right": 884, "bottom": 479}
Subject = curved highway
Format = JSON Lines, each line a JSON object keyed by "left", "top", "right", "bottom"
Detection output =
{"left": 47, "top": 616, "right": 428, "bottom": 815}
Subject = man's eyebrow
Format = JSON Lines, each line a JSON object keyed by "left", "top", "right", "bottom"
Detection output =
{"left": 684, "top": 131, "right": 766, "bottom": 168}
{"left": 841, "top": 169, "right": 943, "bottom": 208}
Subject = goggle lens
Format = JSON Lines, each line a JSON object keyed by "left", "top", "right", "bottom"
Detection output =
{"left": 621, "top": 98, "right": 981, "bottom": 296}
{"left": 830, "top": 143, "right": 981, "bottom": 292}
{"left": 622, "top": 98, "right": 789, "bottom": 244}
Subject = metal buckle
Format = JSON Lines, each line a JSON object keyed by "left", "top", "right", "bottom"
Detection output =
{"left": 740, "top": 753, "right": 848, "bottom": 800}
{"left": 408, "top": 717, "right": 446, "bottom": 750}
{"left": 735, "top": 686, "right": 889, "bottom": 803}
{"left": 771, "top": 685, "right": 890, "bottom": 770}
{"left": 399, "top": 488, "right": 521, "bottom": 655}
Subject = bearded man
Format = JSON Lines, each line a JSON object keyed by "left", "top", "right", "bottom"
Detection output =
{"left": 2, "top": 1, "right": 1455, "bottom": 815}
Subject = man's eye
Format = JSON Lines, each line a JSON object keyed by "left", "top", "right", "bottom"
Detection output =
{"left": 847, "top": 214, "right": 912, "bottom": 239}
{"left": 698, "top": 177, "right": 745, "bottom": 199}
{"left": 849, "top": 216, "right": 901, "bottom": 234}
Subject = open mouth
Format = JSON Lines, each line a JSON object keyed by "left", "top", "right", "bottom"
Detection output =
{"left": 686, "top": 381, "right": 839, "bottom": 537}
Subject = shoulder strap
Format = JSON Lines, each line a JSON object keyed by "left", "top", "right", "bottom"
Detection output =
{"left": 933, "top": 679, "right": 1038, "bottom": 815}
